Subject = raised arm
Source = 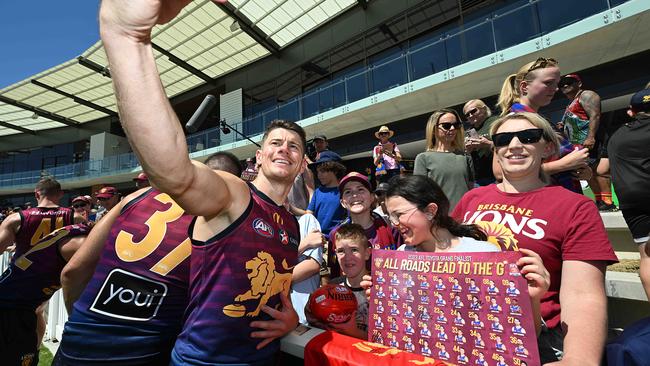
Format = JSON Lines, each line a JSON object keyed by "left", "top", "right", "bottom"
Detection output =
{"left": 99, "top": 0, "right": 240, "bottom": 217}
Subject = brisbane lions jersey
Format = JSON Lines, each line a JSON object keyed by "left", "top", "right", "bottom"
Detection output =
{"left": 14, "top": 206, "right": 74, "bottom": 256}
{"left": 0, "top": 223, "right": 91, "bottom": 310}
{"left": 171, "top": 183, "right": 299, "bottom": 365}
{"left": 58, "top": 189, "right": 192, "bottom": 365}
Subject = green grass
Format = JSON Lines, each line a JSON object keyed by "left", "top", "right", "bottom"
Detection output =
{"left": 39, "top": 346, "right": 54, "bottom": 366}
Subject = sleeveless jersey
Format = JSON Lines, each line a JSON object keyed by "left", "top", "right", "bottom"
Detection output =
{"left": 58, "top": 189, "right": 192, "bottom": 365}
{"left": 561, "top": 90, "right": 591, "bottom": 144}
{"left": 14, "top": 206, "right": 74, "bottom": 257}
{"left": 0, "top": 223, "right": 91, "bottom": 310}
{"left": 172, "top": 183, "right": 299, "bottom": 365}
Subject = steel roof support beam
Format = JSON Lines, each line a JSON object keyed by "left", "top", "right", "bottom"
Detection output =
{"left": 357, "top": 0, "right": 369, "bottom": 10}
{"left": 214, "top": 2, "right": 281, "bottom": 56}
{"left": 30, "top": 79, "right": 118, "bottom": 117}
{"left": 0, "top": 120, "right": 36, "bottom": 135}
{"left": 0, "top": 95, "right": 80, "bottom": 128}
{"left": 77, "top": 56, "right": 112, "bottom": 78}
{"left": 150, "top": 43, "right": 216, "bottom": 85}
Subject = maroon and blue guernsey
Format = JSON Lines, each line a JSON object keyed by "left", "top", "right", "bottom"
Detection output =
{"left": 14, "top": 206, "right": 74, "bottom": 256}
{"left": 57, "top": 189, "right": 192, "bottom": 365}
{"left": 0, "top": 223, "right": 91, "bottom": 310}
{"left": 171, "top": 183, "right": 300, "bottom": 366}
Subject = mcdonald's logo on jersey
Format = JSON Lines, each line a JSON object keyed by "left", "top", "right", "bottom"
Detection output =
{"left": 272, "top": 212, "right": 284, "bottom": 225}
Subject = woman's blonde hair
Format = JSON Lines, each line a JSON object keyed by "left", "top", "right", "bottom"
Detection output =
{"left": 463, "top": 99, "right": 492, "bottom": 118}
{"left": 496, "top": 58, "right": 559, "bottom": 116}
{"left": 490, "top": 112, "right": 560, "bottom": 182}
{"left": 425, "top": 109, "right": 465, "bottom": 152}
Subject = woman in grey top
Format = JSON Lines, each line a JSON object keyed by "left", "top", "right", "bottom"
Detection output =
{"left": 414, "top": 109, "right": 473, "bottom": 209}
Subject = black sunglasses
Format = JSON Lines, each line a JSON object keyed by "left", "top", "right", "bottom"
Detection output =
{"left": 464, "top": 108, "right": 479, "bottom": 118}
{"left": 492, "top": 128, "right": 544, "bottom": 147}
{"left": 438, "top": 122, "right": 462, "bottom": 131}
{"left": 73, "top": 203, "right": 88, "bottom": 208}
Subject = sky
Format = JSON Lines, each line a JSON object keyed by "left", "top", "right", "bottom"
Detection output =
{"left": 0, "top": 1, "right": 101, "bottom": 89}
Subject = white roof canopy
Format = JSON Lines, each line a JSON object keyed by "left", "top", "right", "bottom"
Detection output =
{"left": 0, "top": 0, "right": 358, "bottom": 137}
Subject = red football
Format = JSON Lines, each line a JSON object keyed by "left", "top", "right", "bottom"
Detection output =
{"left": 308, "top": 284, "right": 358, "bottom": 325}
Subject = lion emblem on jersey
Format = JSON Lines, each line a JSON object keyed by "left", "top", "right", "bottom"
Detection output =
{"left": 226, "top": 251, "right": 292, "bottom": 317}
{"left": 475, "top": 221, "right": 519, "bottom": 251}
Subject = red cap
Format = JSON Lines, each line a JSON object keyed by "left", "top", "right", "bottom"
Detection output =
{"left": 95, "top": 186, "right": 119, "bottom": 199}
{"left": 133, "top": 172, "right": 148, "bottom": 181}
{"left": 71, "top": 196, "right": 91, "bottom": 205}
{"left": 561, "top": 74, "right": 581, "bottom": 83}
{"left": 338, "top": 172, "right": 371, "bottom": 193}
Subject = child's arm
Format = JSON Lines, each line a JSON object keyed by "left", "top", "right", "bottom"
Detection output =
{"left": 328, "top": 312, "right": 367, "bottom": 339}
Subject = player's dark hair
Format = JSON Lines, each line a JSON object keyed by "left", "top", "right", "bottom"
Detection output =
{"left": 35, "top": 177, "right": 62, "bottom": 196}
{"left": 261, "top": 119, "right": 307, "bottom": 155}
{"left": 386, "top": 175, "right": 487, "bottom": 246}
{"left": 205, "top": 151, "right": 243, "bottom": 177}
{"left": 334, "top": 223, "right": 369, "bottom": 248}
{"left": 316, "top": 161, "right": 347, "bottom": 179}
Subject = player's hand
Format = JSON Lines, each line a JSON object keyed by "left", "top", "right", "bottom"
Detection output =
{"left": 517, "top": 248, "right": 550, "bottom": 300}
{"left": 360, "top": 274, "right": 373, "bottom": 301}
{"left": 250, "top": 292, "right": 298, "bottom": 350}
{"left": 298, "top": 230, "right": 325, "bottom": 255}
{"left": 582, "top": 136, "right": 596, "bottom": 150}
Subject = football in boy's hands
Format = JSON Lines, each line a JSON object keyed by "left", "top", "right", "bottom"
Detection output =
{"left": 308, "top": 284, "right": 358, "bottom": 325}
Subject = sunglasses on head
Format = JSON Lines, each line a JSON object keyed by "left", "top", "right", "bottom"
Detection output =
{"left": 464, "top": 108, "right": 480, "bottom": 118}
{"left": 526, "top": 57, "right": 558, "bottom": 75}
{"left": 73, "top": 203, "right": 88, "bottom": 208}
{"left": 491, "top": 128, "right": 544, "bottom": 147}
{"left": 438, "top": 122, "right": 462, "bottom": 131}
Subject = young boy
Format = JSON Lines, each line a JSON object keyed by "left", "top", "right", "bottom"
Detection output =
{"left": 305, "top": 161, "right": 347, "bottom": 235}
{"left": 308, "top": 223, "right": 370, "bottom": 339}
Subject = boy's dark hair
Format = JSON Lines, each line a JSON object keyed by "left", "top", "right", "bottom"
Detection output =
{"left": 261, "top": 119, "right": 307, "bottom": 155}
{"left": 35, "top": 178, "right": 62, "bottom": 196}
{"left": 205, "top": 151, "right": 243, "bottom": 176}
{"left": 316, "top": 161, "right": 347, "bottom": 180}
{"left": 334, "top": 223, "right": 369, "bottom": 248}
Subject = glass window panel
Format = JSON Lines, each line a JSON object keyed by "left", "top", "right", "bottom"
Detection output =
{"left": 345, "top": 71, "right": 368, "bottom": 103}
{"left": 278, "top": 98, "right": 300, "bottom": 121}
{"left": 409, "top": 40, "right": 448, "bottom": 80}
{"left": 537, "top": 0, "right": 608, "bottom": 33}
{"left": 301, "top": 89, "right": 320, "bottom": 117}
{"left": 493, "top": 5, "right": 540, "bottom": 50}
{"left": 370, "top": 55, "right": 408, "bottom": 94}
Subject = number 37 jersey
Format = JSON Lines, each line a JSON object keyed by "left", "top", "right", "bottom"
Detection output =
{"left": 59, "top": 189, "right": 192, "bottom": 365}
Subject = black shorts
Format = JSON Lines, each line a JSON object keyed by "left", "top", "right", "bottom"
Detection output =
{"left": 622, "top": 207, "right": 650, "bottom": 244}
{"left": 0, "top": 308, "right": 39, "bottom": 366}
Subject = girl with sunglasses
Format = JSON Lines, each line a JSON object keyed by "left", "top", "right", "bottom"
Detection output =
{"left": 452, "top": 112, "right": 618, "bottom": 364}
{"left": 360, "top": 174, "right": 550, "bottom": 331}
{"left": 496, "top": 57, "right": 591, "bottom": 189}
{"left": 414, "top": 109, "right": 473, "bottom": 209}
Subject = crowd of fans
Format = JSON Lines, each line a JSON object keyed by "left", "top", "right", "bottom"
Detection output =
{"left": 0, "top": 1, "right": 648, "bottom": 364}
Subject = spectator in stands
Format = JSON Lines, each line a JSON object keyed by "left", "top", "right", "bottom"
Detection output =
{"left": 312, "top": 134, "right": 341, "bottom": 162}
{"left": 373, "top": 182, "right": 390, "bottom": 220}
{"left": 452, "top": 112, "right": 618, "bottom": 364}
{"left": 372, "top": 126, "right": 402, "bottom": 184}
{"left": 559, "top": 74, "right": 616, "bottom": 211}
{"left": 414, "top": 109, "right": 473, "bottom": 210}
{"left": 132, "top": 172, "right": 150, "bottom": 189}
{"left": 71, "top": 195, "right": 93, "bottom": 221}
{"left": 94, "top": 186, "right": 120, "bottom": 221}
{"left": 496, "top": 57, "right": 591, "bottom": 190}
{"left": 306, "top": 223, "right": 370, "bottom": 339}
{"left": 463, "top": 99, "right": 497, "bottom": 186}
{"left": 326, "top": 172, "right": 402, "bottom": 278}
{"left": 608, "top": 88, "right": 650, "bottom": 299}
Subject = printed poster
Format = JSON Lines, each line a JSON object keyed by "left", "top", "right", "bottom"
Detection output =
{"left": 369, "top": 250, "right": 540, "bottom": 366}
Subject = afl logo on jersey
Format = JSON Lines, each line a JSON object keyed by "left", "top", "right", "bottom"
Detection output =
{"left": 253, "top": 218, "right": 274, "bottom": 238}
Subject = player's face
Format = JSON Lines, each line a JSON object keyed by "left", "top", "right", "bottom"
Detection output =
{"left": 335, "top": 238, "right": 370, "bottom": 278}
{"left": 340, "top": 181, "right": 373, "bottom": 214}
{"left": 521, "top": 66, "right": 560, "bottom": 109}
{"left": 385, "top": 196, "right": 433, "bottom": 247}
{"left": 256, "top": 128, "right": 304, "bottom": 183}
{"left": 494, "top": 118, "right": 550, "bottom": 181}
